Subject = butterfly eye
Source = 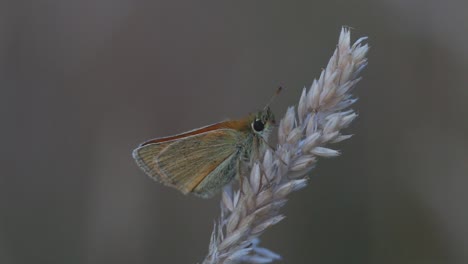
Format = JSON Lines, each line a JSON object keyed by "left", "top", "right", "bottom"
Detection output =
{"left": 253, "top": 119, "right": 265, "bottom": 132}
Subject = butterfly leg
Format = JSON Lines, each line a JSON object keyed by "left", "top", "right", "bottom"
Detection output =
{"left": 236, "top": 157, "right": 247, "bottom": 196}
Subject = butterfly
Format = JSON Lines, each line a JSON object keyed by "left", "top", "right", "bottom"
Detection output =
{"left": 132, "top": 106, "right": 276, "bottom": 198}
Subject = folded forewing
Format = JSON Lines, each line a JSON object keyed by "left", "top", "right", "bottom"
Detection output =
{"left": 133, "top": 129, "right": 241, "bottom": 194}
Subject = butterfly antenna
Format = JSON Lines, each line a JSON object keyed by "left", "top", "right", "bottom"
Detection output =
{"left": 264, "top": 86, "right": 283, "bottom": 110}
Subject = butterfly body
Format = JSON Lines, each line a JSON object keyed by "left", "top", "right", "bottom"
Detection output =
{"left": 132, "top": 108, "right": 275, "bottom": 198}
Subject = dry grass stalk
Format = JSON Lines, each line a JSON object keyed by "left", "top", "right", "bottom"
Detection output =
{"left": 202, "top": 27, "right": 369, "bottom": 264}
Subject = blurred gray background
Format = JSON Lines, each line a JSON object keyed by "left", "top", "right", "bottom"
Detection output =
{"left": 1, "top": 1, "right": 467, "bottom": 264}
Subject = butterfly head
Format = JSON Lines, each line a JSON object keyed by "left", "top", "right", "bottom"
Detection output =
{"left": 251, "top": 107, "right": 275, "bottom": 140}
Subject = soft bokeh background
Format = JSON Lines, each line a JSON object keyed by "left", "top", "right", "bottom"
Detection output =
{"left": 1, "top": 1, "right": 467, "bottom": 264}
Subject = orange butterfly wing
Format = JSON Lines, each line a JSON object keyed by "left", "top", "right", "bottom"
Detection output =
{"left": 133, "top": 119, "right": 251, "bottom": 197}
